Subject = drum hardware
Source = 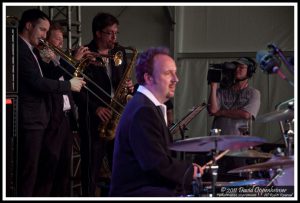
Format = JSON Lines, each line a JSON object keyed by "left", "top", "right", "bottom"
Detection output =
{"left": 187, "top": 149, "right": 230, "bottom": 197}
{"left": 169, "top": 133, "right": 267, "bottom": 197}
{"left": 284, "top": 121, "right": 294, "bottom": 156}
{"left": 267, "top": 168, "right": 284, "bottom": 186}
{"left": 206, "top": 129, "right": 221, "bottom": 197}
{"left": 274, "top": 99, "right": 294, "bottom": 156}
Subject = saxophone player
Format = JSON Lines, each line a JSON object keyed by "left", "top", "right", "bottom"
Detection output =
{"left": 73, "top": 12, "right": 133, "bottom": 197}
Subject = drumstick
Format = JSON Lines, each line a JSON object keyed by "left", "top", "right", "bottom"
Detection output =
{"left": 203, "top": 149, "right": 230, "bottom": 169}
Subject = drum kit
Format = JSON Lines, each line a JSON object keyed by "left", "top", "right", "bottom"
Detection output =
{"left": 169, "top": 103, "right": 295, "bottom": 197}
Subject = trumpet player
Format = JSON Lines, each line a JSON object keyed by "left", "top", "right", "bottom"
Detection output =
{"left": 73, "top": 12, "right": 134, "bottom": 197}
{"left": 17, "top": 9, "right": 85, "bottom": 197}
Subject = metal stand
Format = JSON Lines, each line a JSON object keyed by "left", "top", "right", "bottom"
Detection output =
{"left": 284, "top": 121, "right": 294, "bottom": 156}
{"left": 268, "top": 43, "right": 294, "bottom": 74}
{"left": 70, "top": 131, "right": 82, "bottom": 197}
{"left": 209, "top": 129, "right": 221, "bottom": 197}
{"left": 276, "top": 100, "right": 294, "bottom": 157}
{"left": 267, "top": 168, "right": 284, "bottom": 186}
{"left": 179, "top": 126, "right": 186, "bottom": 161}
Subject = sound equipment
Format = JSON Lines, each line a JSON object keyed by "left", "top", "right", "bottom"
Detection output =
{"left": 6, "top": 25, "right": 18, "bottom": 94}
{"left": 6, "top": 95, "right": 18, "bottom": 196}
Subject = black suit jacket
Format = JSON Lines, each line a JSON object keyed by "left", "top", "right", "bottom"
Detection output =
{"left": 18, "top": 36, "right": 71, "bottom": 130}
{"left": 39, "top": 58, "right": 77, "bottom": 129}
{"left": 109, "top": 92, "right": 194, "bottom": 196}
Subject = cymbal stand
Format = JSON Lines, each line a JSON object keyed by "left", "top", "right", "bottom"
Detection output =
{"left": 284, "top": 121, "right": 294, "bottom": 156}
{"left": 209, "top": 129, "right": 221, "bottom": 197}
{"left": 276, "top": 100, "right": 294, "bottom": 156}
{"left": 178, "top": 125, "right": 188, "bottom": 161}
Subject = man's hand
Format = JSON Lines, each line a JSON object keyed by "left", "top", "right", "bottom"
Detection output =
{"left": 96, "top": 107, "right": 112, "bottom": 122}
{"left": 193, "top": 163, "right": 204, "bottom": 179}
{"left": 69, "top": 77, "right": 86, "bottom": 92}
{"left": 210, "top": 82, "right": 219, "bottom": 89}
{"left": 40, "top": 47, "right": 56, "bottom": 63}
{"left": 208, "top": 82, "right": 220, "bottom": 114}
{"left": 73, "top": 46, "right": 91, "bottom": 61}
{"left": 125, "top": 79, "right": 134, "bottom": 93}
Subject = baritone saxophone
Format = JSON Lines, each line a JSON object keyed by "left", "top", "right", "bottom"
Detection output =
{"left": 98, "top": 44, "right": 138, "bottom": 140}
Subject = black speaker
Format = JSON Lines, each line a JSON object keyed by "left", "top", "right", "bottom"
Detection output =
{"left": 6, "top": 95, "right": 18, "bottom": 196}
{"left": 6, "top": 25, "right": 18, "bottom": 94}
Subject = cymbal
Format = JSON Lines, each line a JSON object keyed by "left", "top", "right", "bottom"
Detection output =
{"left": 203, "top": 179, "right": 269, "bottom": 188}
{"left": 228, "top": 156, "right": 294, "bottom": 173}
{"left": 227, "top": 179, "right": 269, "bottom": 187}
{"left": 203, "top": 181, "right": 230, "bottom": 188}
{"left": 256, "top": 109, "right": 294, "bottom": 123}
{"left": 226, "top": 149, "right": 273, "bottom": 159}
{"left": 169, "top": 135, "right": 267, "bottom": 152}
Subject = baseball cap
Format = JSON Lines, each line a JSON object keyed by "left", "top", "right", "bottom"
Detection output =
{"left": 232, "top": 57, "right": 251, "bottom": 66}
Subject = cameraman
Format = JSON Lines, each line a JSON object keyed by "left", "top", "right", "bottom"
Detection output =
{"left": 208, "top": 57, "right": 261, "bottom": 135}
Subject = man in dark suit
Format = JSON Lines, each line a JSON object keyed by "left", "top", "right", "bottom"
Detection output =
{"left": 33, "top": 22, "right": 90, "bottom": 197}
{"left": 109, "top": 47, "right": 203, "bottom": 197}
{"left": 73, "top": 12, "right": 133, "bottom": 197}
{"left": 17, "top": 9, "right": 85, "bottom": 197}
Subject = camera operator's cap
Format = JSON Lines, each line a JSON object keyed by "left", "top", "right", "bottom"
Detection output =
{"left": 232, "top": 57, "right": 251, "bottom": 66}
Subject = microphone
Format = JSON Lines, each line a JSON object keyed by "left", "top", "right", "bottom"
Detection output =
{"left": 256, "top": 50, "right": 294, "bottom": 86}
{"left": 256, "top": 50, "right": 281, "bottom": 74}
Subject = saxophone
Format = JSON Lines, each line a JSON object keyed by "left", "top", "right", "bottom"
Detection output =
{"left": 98, "top": 45, "right": 138, "bottom": 140}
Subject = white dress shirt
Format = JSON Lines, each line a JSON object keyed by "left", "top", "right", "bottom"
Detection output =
{"left": 137, "top": 85, "right": 168, "bottom": 126}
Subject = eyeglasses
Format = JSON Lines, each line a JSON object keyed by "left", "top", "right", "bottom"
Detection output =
{"left": 101, "top": 31, "right": 119, "bottom": 36}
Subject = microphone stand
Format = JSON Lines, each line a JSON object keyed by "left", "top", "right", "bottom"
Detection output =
{"left": 268, "top": 43, "right": 294, "bottom": 74}
{"left": 169, "top": 102, "right": 207, "bottom": 136}
{"left": 171, "top": 103, "right": 207, "bottom": 163}
{"left": 267, "top": 44, "right": 294, "bottom": 87}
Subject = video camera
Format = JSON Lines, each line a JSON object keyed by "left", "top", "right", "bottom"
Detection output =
{"left": 207, "top": 62, "right": 236, "bottom": 89}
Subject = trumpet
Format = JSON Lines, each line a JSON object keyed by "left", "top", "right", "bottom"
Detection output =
{"left": 38, "top": 39, "right": 125, "bottom": 116}
{"left": 88, "top": 51, "right": 123, "bottom": 67}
